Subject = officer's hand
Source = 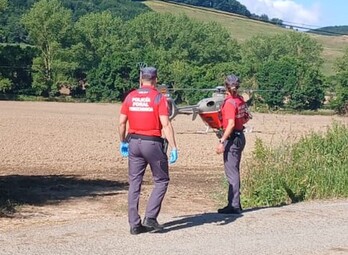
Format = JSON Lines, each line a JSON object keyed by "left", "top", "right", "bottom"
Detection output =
{"left": 119, "top": 142, "right": 129, "bottom": 157}
{"left": 169, "top": 148, "right": 178, "bottom": 164}
{"left": 216, "top": 142, "right": 224, "bottom": 154}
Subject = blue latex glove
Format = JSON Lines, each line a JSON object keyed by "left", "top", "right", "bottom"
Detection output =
{"left": 169, "top": 148, "right": 178, "bottom": 164}
{"left": 119, "top": 142, "right": 129, "bottom": 157}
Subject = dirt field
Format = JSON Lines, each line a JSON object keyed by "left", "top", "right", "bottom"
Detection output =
{"left": 0, "top": 101, "right": 347, "bottom": 230}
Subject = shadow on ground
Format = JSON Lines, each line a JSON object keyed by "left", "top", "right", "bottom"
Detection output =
{"left": 160, "top": 212, "right": 243, "bottom": 233}
{"left": 0, "top": 174, "right": 128, "bottom": 217}
{"left": 158, "top": 203, "right": 292, "bottom": 233}
{"left": 242, "top": 203, "right": 289, "bottom": 213}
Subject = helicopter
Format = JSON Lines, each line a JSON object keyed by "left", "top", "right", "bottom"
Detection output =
{"left": 135, "top": 63, "right": 252, "bottom": 137}
{"left": 156, "top": 84, "right": 253, "bottom": 138}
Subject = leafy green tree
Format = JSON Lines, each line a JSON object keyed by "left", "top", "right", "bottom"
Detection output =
{"left": 125, "top": 13, "right": 240, "bottom": 66}
{"left": 0, "top": 0, "right": 148, "bottom": 44}
{"left": 242, "top": 32, "right": 324, "bottom": 110}
{"left": 74, "top": 12, "right": 124, "bottom": 71}
{"left": 172, "top": 0, "right": 251, "bottom": 17}
{"left": 85, "top": 12, "right": 241, "bottom": 102}
{"left": 259, "top": 14, "right": 269, "bottom": 22}
{"left": 86, "top": 52, "right": 135, "bottom": 102}
{"left": 0, "top": 44, "right": 38, "bottom": 94}
{"left": 257, "top": 57, "right": 296, "bottom": 108}
{"left": 0, "top": 78, "right": 12, "bottom": 93}
{"left": 257, "top": 57, "right": 324, "bottom": 110}
{"left": 0, "top": 0, "right": 36, "bottom": 43}
{"left": 0, "top": 0, "right": 8, "bottom": 11}
{"left": 331, "top": 48, "right": 348, "bottom": 114}
{"left": 61, "top": 0, "right": 150, "bottom": 21}
{"left": 124, "top": 13, "right": 241, "bottom": 99}
{"left": 21, "top": 0, "right": 74, "bottom": 96}
{"left": 73, "top": 12, "right": 126, "bottom": 99}
{"left": 270, "top": 18, "right": 283, "bottom": 26}
{"left": 288, "top": 68, "right": 325, "bottom": 110}
{"left": 242, "top": 32, "right": 323, "bottom": 79}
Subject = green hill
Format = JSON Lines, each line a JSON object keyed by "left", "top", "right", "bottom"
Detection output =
{"left": 145, "top": 0, "right": 348, "bottom": 76}
{"left": 309, "top": 26, "right": 348, "bottom": 36}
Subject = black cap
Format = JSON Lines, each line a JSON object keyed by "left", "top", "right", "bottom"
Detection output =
{"left": 141, "top": 67, "right": 157, "bottom": 80}
{"left": 225, "top": 74, "right": 240, "bottom": 88}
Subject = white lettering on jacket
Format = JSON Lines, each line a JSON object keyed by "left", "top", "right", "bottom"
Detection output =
{"left": 236, "top": 104, "right": 247, "bottom": 118}
{"left": 130, "top": 97, "right": 153, "bottom": 112}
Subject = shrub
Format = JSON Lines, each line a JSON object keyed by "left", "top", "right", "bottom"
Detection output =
{"left": 242, "top": 122, "right": 348, "bottom": 208}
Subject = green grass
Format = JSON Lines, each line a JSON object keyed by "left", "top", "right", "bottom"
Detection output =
{"left": 145, "top": 0, "right": 348, "bottom": 76}
{"left": 241, "top": 122, "right": 348, "bottom": 208}
{"left": 145, "top": 0, "right": 285, "bottom": 41}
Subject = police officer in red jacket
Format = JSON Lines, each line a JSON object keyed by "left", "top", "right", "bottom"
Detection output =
{"left": 119, "top": 67, "right": 178, "bottom": 235}
{"left": 216, "top": 74, "right": 250, "bottom": 214}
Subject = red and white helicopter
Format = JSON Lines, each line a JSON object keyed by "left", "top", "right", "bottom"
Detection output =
{"left": 156, "top": 84, "right": 253, "bottom": 138}
{"left": 135, "top": 63, "right": 252, "bottom": 137}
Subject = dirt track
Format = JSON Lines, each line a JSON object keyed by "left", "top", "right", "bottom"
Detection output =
{"left": 0, "top": 101, "right": 347, "bottom": 254}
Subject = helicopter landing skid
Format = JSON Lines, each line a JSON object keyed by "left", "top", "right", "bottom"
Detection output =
{"left": 196, "top": 124, "right": 211, "bottom": 134}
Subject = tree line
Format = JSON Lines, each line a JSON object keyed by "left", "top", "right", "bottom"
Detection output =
{"left": 0, "top": 0, "right": 347, "bottom": 113}
{"left": 309, "top": 26, "right": 348, "bottom": 36}
{"left": 159, "top": 0, "right": 284, "bottom": 26}
{"left": 0, "top": 0, "right": 148, "bottom": 43}
{"left": 161, "top": 0, "right": 251, "bottom": 17}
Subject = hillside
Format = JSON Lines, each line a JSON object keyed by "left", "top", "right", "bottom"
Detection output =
{"left": 309, "top": 26, "right": 348, "bottom": 36}
{"left": 145, "top": 0, "right": 348, "bottom": 76}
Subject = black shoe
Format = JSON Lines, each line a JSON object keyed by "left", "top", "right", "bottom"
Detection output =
{"left": 217, "top": 206, "right": 242, "bottom": 214}
{"left": 130, "top": 225, "right": 148, "bottom": 235}
{"left": 143, "top": 217, "right": 164, "bottom": 231}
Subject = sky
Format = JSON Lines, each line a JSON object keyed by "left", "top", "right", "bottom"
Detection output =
{"left": 238, "top": 0, "right": 348, "bottom": 28}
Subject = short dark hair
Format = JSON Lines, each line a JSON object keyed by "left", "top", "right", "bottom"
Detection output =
{"left": 141, "top": 67, "right": 157, "bottom": 80}
{"left": 224, "top": 74, "right": 240, "bottom": 89}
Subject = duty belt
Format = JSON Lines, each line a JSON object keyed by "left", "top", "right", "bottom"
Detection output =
{"left": 228, "top": 130, "right": 243, "bottom": 140}
{"left": 128, "top": 133, "right": 164, "bottom": 143}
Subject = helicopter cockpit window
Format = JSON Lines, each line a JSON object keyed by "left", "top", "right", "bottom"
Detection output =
{"left": 207, "top": 101, "right": 215, "bottom": 107}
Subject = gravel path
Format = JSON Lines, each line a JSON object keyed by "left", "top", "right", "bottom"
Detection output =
{"left": 1, "top": 200, "right": 347, "bottom": 255}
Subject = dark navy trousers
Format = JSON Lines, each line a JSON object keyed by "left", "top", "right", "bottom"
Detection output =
{"left": 128, "top": 138, "right": 169, "bottom": 228}
{"left": 223, "top": 133, "right": 246, "bottom": 209}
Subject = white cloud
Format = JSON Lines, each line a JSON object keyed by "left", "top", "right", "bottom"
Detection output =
{"left": 239, "top": 0, "right": 321, "bottom": 26}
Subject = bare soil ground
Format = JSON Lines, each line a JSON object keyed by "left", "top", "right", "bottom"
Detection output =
{"left": 0, "top": 101, "right": 347, "bottom": 231}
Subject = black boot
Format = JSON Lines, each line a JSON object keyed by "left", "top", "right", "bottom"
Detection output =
{"left": 143, "top": 217, "right": 164, "bottom": 231}
{"left": 217, "top": 206, "right": 242, "bottom": 214}
{"left": 130, "top": 224, "right": 148, "bottom": 235}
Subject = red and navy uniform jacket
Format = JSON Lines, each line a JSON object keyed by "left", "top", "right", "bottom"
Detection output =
{"left": 221, "top": 95, "right": 249, "bottom": 131}
{"left": 120, "top": 86, "right": 169, "bottom": 137}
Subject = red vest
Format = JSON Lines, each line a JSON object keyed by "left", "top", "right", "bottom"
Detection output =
{"left": 221, "top": 95, "right": 248, "bottom": 131}
{"left": 120, "top": 86, "right": 168, "bottom": 137}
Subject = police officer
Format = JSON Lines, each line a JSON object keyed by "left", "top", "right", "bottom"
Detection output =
{"left": 216, "top": 74, "right": 250, "bottom": 214}
{"left": 119, "top": 67, "right": 178, "bottom": 235}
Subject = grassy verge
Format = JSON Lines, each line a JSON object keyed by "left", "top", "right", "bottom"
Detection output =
{"left": 241, "top": 122, "right": 348, "bottom": 208}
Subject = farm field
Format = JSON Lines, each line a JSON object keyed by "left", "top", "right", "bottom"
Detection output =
{"left": 0, "top": 101, "right": 347, "bottom": 255}
{"left": 1, "top": 101, "right": 347, "bottom": 221}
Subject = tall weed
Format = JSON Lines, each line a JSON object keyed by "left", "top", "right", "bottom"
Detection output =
{"left": 242, "top": 122, "right": 348, "bottom": 208}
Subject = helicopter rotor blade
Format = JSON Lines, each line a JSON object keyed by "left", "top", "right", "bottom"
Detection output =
{"left": 171, "top": 88, "right": 217, "bottom": 91}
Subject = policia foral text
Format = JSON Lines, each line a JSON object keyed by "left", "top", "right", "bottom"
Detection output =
{"left": 118, "top": 67, "right": 178, "bottom": 235}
